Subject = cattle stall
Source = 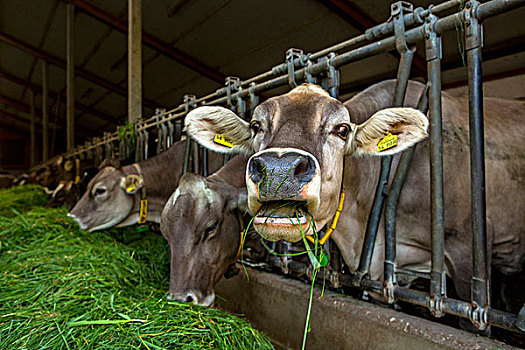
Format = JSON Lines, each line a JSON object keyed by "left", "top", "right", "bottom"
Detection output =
{"left": 2, "top": 0, "right": 524, "bottom": 348}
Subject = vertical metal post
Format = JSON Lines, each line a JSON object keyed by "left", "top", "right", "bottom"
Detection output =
{"left": 66, "top": 1, "right": 75, "bottom": 151}
{"left": 182, "top": 95, "right": 196, "bottom": 174}
{"left": 29, "top": 91, "right": 36, "bottom": 167}
{"left": 193, "top": 143, "right": 200, "bottom": 174}
{"left": 42, "top": 61, "right": 49, "bottom": 162}
{"left": 382, "top": 47, "right": 414, "bottom": 303}
{"left": 425, "top": 13, "right": 446, "bottom": 317}
{"left": 128, "top": 0, "right": 142, "bottom": 123}
{"left": 353, "top": 1, "right": 414, "bottom": 292}
{"left": 202, "top": 149, "right": 208, "bottom": 177}
{"left": 174, "top": 120, "right": 182, "bottom": 142}
{"left": 465, "top": 0, "right": 489, "bottom": 330}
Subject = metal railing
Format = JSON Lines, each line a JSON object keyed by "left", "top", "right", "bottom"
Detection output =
{"left": 38, "top": 0, "right": 525, "bottom": 334}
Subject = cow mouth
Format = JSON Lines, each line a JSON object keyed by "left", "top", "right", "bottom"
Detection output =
{"left": 253, "top": 201, "right": 313, "bottom": 242}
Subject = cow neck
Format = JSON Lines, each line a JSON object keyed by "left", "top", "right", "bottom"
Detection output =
{"left": 306, "top": 156, "right": 346, "bottom": 246}
{"left": 133, "top": 163, "right": 148, "bottom": 224}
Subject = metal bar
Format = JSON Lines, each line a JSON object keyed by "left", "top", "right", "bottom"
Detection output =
{"left": 66, "top": 1, "right": 75, "bottom": 151}
{"left": 425, "top": 13, "right": 446, "bottom": 317}
{"left": 193, "top": 142, "right": 200, "bottom": 174}
{"left": 42, "top": 61, "right": 49, "bottom": 162}
{"left": 382, "top": 46, "right": 414, "bottom": 304}
{"left": 154, "top": 0, "right": 464, "bottom": 115}
{"left": 204, "top": 0, "right": 523, "bottom": 108}
{"left": 396, "top": 268, "right": 430, "bottom": 279}
{"left": 29, "top": 92, "right": 36, "bottom": 167}
{"left": 352, "top": 157, "right": 392, "bottom": 285}
{"left": 128, "top": 0, "right": 142, "bottom": 123}
{"left": 465, "top": 0, "right": 490, "bottom": 331}
{"left": 355, "top": 277, "right": 521, "bottom": 332}
{"left": 202, "top": 148, "right": 208, "bottom": 177}
{"left": 183, "top": 138, "right": 191, "bottom": 174}
{"left": 319, "top": 0, "right": 426, "bottom": 77}
{"left": 71, "top": 0, "right": 226, "bottom": 84}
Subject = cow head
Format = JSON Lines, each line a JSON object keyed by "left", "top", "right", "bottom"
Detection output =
{"left": 160, "top": 173, "right": 247, "bottom": 306}
{"left": 186, "top": 84, "right": 428, "bottom": 242}
{"left": 69, "top": 158, "right": 143, "bottom": 231}
{"left": 46, "top": 168, "right": 98, "bottom": 208}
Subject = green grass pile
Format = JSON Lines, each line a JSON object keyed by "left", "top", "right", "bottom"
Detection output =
{"left": 0, "top": 187, "right": 274, "bottom": 349}
{"left": 0, "top": 184, "right": 48, "bottom": 216}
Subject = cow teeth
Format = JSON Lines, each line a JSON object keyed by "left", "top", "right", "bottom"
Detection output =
{"left": 253, "top": 215, "right": 308, "bottom": 226}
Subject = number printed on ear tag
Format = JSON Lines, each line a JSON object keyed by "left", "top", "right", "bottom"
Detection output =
{"left": 377, "top": 132, "right": 397, "bottom": 152}
{"left": 214, "top": 134, "right": 233, "bottom": 148}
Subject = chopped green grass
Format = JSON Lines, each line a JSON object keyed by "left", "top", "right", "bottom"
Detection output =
{"left": 0, "top": 184, "right": 49, "bottom": 216}
{"left": 0, "top": 187, "right": 274, "bottom": 349}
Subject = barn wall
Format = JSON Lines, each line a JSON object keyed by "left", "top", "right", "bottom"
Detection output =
{"left": 0, "top": 127, "right": 28, "bottom": 171}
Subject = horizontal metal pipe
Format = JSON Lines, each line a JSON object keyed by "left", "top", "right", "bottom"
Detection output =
{"left": 355, "top": 278, "right": 521, "bottom": 332}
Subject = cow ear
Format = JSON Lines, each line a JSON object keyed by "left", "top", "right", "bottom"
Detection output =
{"left": 227, "top": 188, "right": 248, "bottom": 214}
{"left": 185, "top": 106, "right": 254, "bottom": 154}
{"left": 120, "top": 174, "right": 144, "bottom": 194}
{"left": 350, "top": 107, "right": 428, "bottom": 156}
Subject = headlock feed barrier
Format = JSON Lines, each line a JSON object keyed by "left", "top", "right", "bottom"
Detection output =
{"left": 39, "top": 0, "right": 525, "bottom": 335}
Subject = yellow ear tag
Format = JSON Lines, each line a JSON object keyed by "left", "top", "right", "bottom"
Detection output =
{"left": 214, "top": 134, "right": 233, "bottom": 148}
{"left": 138, "top": 199, "right": 148, "bottom": 224}
{"left": 377, "top": 132, "right": 398, "bottom": 152}
{"left": 127, "top": 183, "right": 135, "bottom": 193}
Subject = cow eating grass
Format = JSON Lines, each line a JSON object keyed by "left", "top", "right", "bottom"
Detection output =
{"left": 69, "top": 140, "right": 223, "bottom": 231}
{"left": 160, "top": 155, "right": 250, "bottom": 306}
{"left": 185, "top": 80, "right": 525, "bottom": 307}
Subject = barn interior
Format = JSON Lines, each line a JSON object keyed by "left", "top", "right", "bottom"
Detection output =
{"left": 1, "top": 0, "right": 524, "bottom": 171}
{"left": 0, "top": 0, "right": 524, "bottom": 349}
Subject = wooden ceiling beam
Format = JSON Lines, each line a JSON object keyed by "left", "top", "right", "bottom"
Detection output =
{"left": 70, "top": 0, "right": 227, "bottom": 84}
{"left": 0, "top": 70, "right": 116, "bottom": 125}
{"left": 0, "top": 93, "right": 95, "bottom": 138}
{"left": 0, "top": 31, "right": 159, "bottom": 109}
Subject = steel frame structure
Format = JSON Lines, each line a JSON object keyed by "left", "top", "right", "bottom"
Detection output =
{"left": 36, "top": 0, "right": 525, "bottom": 334}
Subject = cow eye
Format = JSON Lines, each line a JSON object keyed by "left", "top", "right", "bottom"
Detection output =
{"left": 336, "top": 124, "right": 351, "bottom": 140}
{"left": 204, "top": 222, "right": 218, "bottom": 239}
{"left": 94, "top": 187, "right": 106, "bottom": 197}
{"left": 250, "top": 120, "right": 261, "bottom": 134}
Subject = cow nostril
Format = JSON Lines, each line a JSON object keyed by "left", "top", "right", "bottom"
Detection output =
{"left": 249, "top": 157, "right": 265, "bottom": 184}
{"left": 293, "top": 157, "right": 314, "bottom": 181}
{"left": 185, "top": 295, "right": 195, "bottom": 303}
{"left": 294, "top": 161, "right": 308, "bottom": 177}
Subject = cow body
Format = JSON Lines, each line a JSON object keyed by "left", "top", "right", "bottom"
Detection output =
{"left": 185, "top": 80, "right": 524, "bottom": 303}
{"left": 335, "top": 81, "right": 525, "bottom": 300}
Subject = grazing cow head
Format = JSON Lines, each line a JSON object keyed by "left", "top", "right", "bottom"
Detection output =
{"left": 69, "top": 158, "right": 143, "bottom": 231}
{"left": 160, "top": 173, "right": 247, "bottom": 306}
{"left": 46, "top": 168, "right": 99, "bottom": 208}
{"left": 186, "top": 84, "right": 428, "bottom": 242}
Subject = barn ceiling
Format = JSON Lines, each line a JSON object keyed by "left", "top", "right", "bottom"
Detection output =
{"left": 0, "top": 0, "right": 524, "bottom": 149}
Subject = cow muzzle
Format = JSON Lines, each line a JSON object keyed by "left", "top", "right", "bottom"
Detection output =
{"left": 165, "top": 291, "right": 215, "bottom": 307}
{"left": 246, "top": 148, "right": 321, "bottom": 242}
